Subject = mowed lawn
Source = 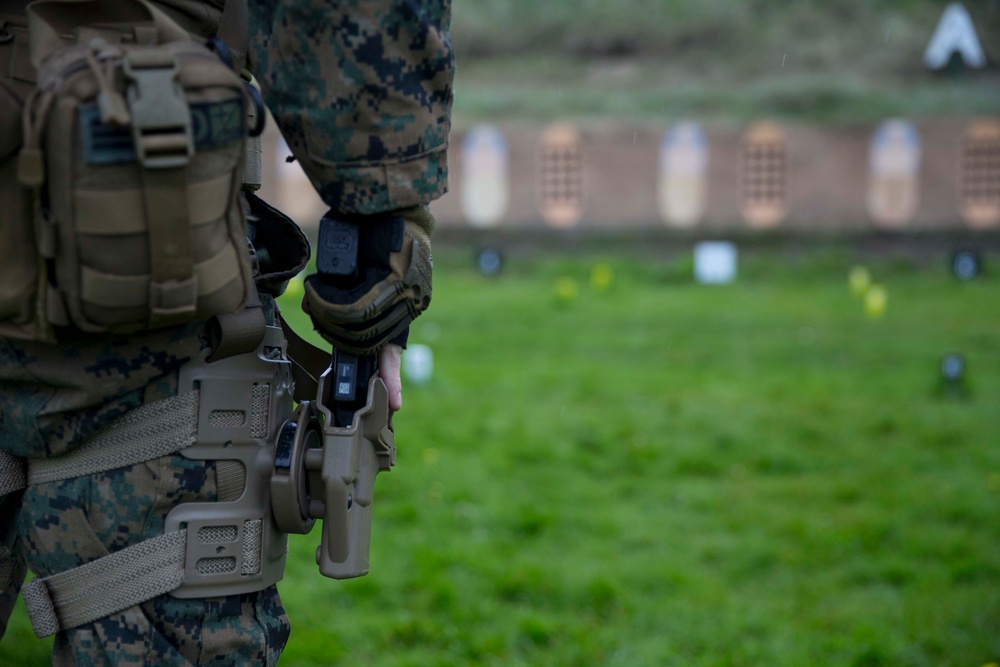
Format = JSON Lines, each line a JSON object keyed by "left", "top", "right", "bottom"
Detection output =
{"left": 1, "top": 246, "right": 998, "bottom": 666}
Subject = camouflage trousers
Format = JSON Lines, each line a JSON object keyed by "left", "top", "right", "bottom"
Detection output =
{"left": 0, "top": 322, "right": 289, "bottom": 665}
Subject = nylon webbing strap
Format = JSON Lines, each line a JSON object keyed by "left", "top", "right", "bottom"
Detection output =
{"left": 278, "top": 315, "right": 331, "bottom": 402}
{"left": 0, "top": 450, "right": 25, "bottom": 497}
{"left": 217, "top": 0, "right": 248, "bottom": 72}
{"left": 81, "top": 242, "right": 242, "bottom": 308}
{"left": 22, "top": 529, "right": 187, "bottom": 638}
{"left": 208, "top": 306, "right": 266, "bottom": 363}
{"left": 75, "top": 173, "right": 231, "bottom": 234}
{"left": 0, "top": 545, "right": 18, "bottom": 592}
{"left": 143, "top": 166, "right": 197, "bottom": 328}
{"left": 27, "top": 391, "right": 199, "bottom": 486}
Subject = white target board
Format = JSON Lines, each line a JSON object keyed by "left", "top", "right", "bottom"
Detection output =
{"left": 739, "top": 122, "right": 789, "bottom": 229}
{"left": 460, "top": 125, "right": 509, "bottom": 229}
{"left": 867, "top": 120, "right": 921, "bottom": 229}
{"left": 658, "top": 122, "right": 709, "bottom": 228}
{"left": 537, "top": 124, "right": 584, "bottom": 229}
{"left": 959, "top": 119, "right": 1000, "bottom": 229}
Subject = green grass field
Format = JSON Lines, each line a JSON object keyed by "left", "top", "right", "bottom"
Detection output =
{"left": 1, "top": 246, "right": 998, "bottom": 665}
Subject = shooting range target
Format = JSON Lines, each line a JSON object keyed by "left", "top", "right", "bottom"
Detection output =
{"left": 738, "top": 122, "right": 788, "bottom": 228}
{"left": 867, "top": 120, "right": 921, "bottom": 229}
{"left": 460, "top": 125, "right": 509, "bottom": 229}
{"left": 658, "top": 122, "right": 709, "bottom": 228}
{"left": 537, "top": 124, "right": 584, "bottom": 228}
{"left": 958, "top": 119, "right": 1000, "bottom": 229}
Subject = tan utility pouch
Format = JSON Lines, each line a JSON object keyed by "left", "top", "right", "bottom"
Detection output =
{"left": 10, "top": 0, "right": 253, "bottom": 339}
{"left": 0, "top": 76, "right": 48, "bottom": 341}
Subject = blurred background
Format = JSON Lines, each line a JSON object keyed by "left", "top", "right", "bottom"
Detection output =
{"left": 4, "top": 1, "right": 1000, "bottom": 665}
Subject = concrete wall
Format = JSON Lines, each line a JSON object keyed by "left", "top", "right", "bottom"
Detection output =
{"left": 257, "top": 118, "right": 998, "bottom": 235}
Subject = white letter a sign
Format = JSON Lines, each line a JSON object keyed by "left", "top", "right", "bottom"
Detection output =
{"left": 924, "top": 3, "right": 987, "bottom": 70}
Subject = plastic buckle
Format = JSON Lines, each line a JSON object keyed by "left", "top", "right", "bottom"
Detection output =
{"left": 123, "top": 52, "right": 194, "bottom": 169}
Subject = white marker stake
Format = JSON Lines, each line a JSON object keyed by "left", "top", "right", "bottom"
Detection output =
{"left": 403, "top": 344, "right": 434, "bottom": 385}
{"left": 924, "top": 3, "right": 986, "bottom": 70}
{"left": 658, "top": 122, "right": 709, "bottom": 229}
{"left": 461, "top": 125, "right": 509, "bottom": 229}
{"left": 867, "top": 120, "right": 921, "bottom": 229}
{"left": 694, "top": 242, "right": 737, "bottom": 285}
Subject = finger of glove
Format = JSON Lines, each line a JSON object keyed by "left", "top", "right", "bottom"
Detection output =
{"left": 310, "top": 300, "right": 415, "bottom": 356}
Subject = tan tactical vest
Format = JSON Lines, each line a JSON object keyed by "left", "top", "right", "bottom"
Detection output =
{"left": 0, "top": 0, "right": 254, "bottom": 342}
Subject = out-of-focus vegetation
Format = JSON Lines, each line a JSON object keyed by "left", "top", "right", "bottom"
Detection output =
{"left": 451, "top": 0, "right": 1000, "bottom": 124}
{"left": 4, "top": 248, "right": 997, "bottom": 666}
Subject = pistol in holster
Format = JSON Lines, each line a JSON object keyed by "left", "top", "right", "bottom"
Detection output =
{"left": 271, "top": 350, "right": 396, "bottom": 579}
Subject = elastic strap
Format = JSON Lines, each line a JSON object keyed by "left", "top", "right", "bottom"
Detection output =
{"left": 22, "top": 530, "right": 188, "bottom": 638}
{"left": 0, "top": 392, "right": 198, "bottom": 499}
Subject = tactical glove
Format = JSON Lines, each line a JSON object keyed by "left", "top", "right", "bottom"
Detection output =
{"left": 302, "top": 206, "right": 434, "bottom": 355}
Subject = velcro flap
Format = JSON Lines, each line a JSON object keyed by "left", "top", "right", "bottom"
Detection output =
{"left": 151, "top": 276, "right": 198, "bottom": 313}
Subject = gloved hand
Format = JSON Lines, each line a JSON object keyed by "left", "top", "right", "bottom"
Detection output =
{"left": 302, "top": 206, "right": 434, "bottom": 356}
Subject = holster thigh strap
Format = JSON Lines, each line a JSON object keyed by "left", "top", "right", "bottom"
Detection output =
{"left": 22, "top": 530, "right": 188, "bottom": 638}
{"left": 14, "top": 392, "right": 201, "bottom": 638}
{"left": 0, "top": 451, "right": 26, "bottom": 497}
{"left": 0, "top": 391, "right": 199, "bottom": 498}
{"left": 28, "top": 391, "right": 200, "bottom": 485}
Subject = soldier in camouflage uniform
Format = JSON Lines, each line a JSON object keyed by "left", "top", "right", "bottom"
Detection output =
{"left": 0, "top": 0, "right": 452, "bottom": 663}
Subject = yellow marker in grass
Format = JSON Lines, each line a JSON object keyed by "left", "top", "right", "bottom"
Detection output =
{"left": 590, "top": 263, "right": 614, "bottom": 293}
{"left": 554, "top": 277, "right": 579, "bottom": 304}
{"left": 864, "top": 284, "right": 888, "bottom": 319}
{"left": 848, "top": 266, "right": 871, "bottom": 297}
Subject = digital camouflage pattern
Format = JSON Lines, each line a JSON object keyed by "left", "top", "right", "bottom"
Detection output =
{"left": 0, "top": 323, "right": 288, "bottom": 665}
{"left": 248, "top": 0, "right": 454, "bottom": 215}
{"left": 0, "top": 0, "right": 453, "bottom": 661}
